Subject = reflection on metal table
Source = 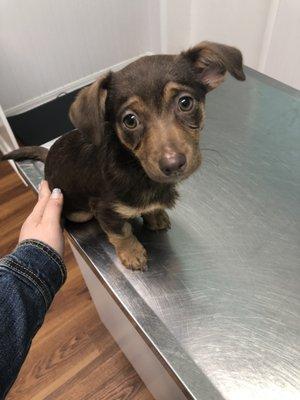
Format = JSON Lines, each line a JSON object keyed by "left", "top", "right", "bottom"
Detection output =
{"left": 16, "top": 67, "right": 300, "bottom": 400}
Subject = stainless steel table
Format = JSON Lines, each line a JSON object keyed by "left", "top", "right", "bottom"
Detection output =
{"left": 16, "top": 67, "right": 300, "bottom": 400}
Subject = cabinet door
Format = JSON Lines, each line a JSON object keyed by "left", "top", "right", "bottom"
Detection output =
{"left": 0, "top": 105, "right": 27, "bottom": 184}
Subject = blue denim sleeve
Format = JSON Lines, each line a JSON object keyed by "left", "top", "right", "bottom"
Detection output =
{"left": 0, "top": 239, "right": 67, "bottom": 399}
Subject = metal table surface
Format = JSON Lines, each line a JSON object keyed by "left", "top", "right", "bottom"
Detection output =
{"left": 17, "top": 67, "right": 300, "bottom": 400}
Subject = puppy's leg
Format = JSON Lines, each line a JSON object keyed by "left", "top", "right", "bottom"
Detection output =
{"left": 108, "top": 222, "right": 148, "bottom": 271}
{"left": 94, "top": 208, "right": 147, "bottom": 270}
{"left": 143, "top": 209, "right": 171, "bottom": 231}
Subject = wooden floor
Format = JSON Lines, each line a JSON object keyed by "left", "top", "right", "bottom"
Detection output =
{"left": 0, "top": 161, "right": 153, "bottom": 400}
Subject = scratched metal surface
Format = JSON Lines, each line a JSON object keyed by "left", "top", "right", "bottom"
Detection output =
{"left": 17, "top": 67, "right": 300, "bottom": 400}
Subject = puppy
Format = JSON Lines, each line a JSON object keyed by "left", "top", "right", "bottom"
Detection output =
{"left": 2, "top": 41, "right": 245, "bottom": 270}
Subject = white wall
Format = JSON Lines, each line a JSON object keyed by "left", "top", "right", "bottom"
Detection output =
{"left": 189, "top": 0, "right": 273, "bottom": 69}
{"left": 0, "top": 0, "right": 298, "bottom": 116}
{"left": 263, "top": 0, "right": 300, "bottom": 89}
{"left": 0, "top": 0, "right": 161, "bottom": 114}
{"left": 163, "top": 0, "right": 300, "bottom": 90}
{"left": 160, "top": 0, "right": 192, "bottom": 53}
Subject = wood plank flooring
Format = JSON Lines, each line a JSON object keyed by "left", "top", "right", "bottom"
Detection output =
{"left": 0, "top": 160, "right": 153, "bottom": 400}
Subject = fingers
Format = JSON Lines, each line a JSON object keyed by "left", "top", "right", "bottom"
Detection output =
{"left": 29, "top": 180, "right": 51, "bottom": 223}
{"left": 42, "top": 188, "right": 64, "bottom": 225}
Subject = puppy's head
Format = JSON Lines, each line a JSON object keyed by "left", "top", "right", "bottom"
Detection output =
{"left": 70, "top": 41, "right": 245, "bottom": 184}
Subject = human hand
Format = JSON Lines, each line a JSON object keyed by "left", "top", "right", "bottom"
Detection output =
{"left": 19, "top": 180, "right": 64, "bottom": 256}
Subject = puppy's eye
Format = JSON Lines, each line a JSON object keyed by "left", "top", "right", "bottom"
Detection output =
{"left": 178, "top": 96, "right": 194, "bottom": 112}
{"left": 123, "top": 113, "right": 139, "bottom": 129}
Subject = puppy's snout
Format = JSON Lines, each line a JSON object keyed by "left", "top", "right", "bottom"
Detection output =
{"left": 159, "top": 153, "right": 186, "bottom": 176}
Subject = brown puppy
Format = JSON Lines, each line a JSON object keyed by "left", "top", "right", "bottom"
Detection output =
{"left": 2, "top": 41, "right": 245, "bottom": 270}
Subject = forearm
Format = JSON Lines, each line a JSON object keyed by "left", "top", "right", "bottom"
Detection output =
{"left": 0, "top": 240, "right": 66, "bottom": 399}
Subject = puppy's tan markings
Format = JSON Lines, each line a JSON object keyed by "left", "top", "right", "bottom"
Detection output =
{"left": 143, "top": 209, "right": 171, "bottom": 231}
{"left": 199, "top": 102, "right": 206, "bottom": 130}
{"left": 163, "top": 81, "right": 195, "bottom": 103}
{"left": 114, "top": 202, "right": 163, "bottom": 219}
{"left": 66, "top": 211, "right": 93, "bottom": 222}
{"left": 119, "top": 95, "right": 147, "bottom": 114}
{"left": 107, "top": 222, "right": 147, "bottom": 270}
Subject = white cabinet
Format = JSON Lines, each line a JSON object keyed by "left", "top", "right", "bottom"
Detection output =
{"left": 0, "top": 104, "right": 26, "bottom": 183}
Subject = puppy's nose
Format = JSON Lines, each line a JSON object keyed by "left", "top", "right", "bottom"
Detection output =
{"left": 159, "top": 153, "right": 186, "bottom": 176}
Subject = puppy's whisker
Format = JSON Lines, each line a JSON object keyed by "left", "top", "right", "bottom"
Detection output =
{"left": 200, "top": 147, "right": 222, "bottom": 157}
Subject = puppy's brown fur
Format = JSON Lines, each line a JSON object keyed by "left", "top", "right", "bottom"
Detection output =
{"left": 2, "top": 41, "right": 245, "bottom": 270}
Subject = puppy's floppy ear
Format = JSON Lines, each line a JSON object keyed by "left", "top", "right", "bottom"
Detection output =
{"left": 69, "top": 73, "right": 111, "bottom": 144}
{"left": 182, "top": 41, "right": 245, "bottom": 92}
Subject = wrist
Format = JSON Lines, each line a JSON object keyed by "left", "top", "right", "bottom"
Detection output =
{"left": 1, "top": 239, "right": 67, "bottom": 310}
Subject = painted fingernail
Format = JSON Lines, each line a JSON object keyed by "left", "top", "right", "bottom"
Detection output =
{"left": 51, "top": 188, "right": 62, "bottom": 198}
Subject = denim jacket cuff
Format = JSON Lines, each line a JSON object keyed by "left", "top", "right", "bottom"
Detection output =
{"left": 1, "top": 239, "right": 67, "bottom": 310}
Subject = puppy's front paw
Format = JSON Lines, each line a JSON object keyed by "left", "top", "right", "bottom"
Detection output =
{"left": 117, "top": 240, "right": 147, "bottom": 271}
{"left": 143, "top": 210, "right": 171, "bottom": 231}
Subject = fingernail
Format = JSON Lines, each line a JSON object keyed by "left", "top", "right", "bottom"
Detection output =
{"left": 51, "top": 188, "right": 62, "bottom": 198}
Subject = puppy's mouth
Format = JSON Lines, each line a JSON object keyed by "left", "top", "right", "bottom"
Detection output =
{"left": 146, "top": 171, "right": 185, "bottom": 184}
{"left": 142, "top": 155, "right": 201, "bottom": 184}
